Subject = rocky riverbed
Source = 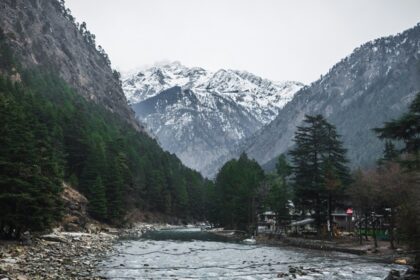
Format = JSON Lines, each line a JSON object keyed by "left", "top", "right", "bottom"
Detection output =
{"left": 0, "top": 222, "right": 169, "bottom": 280}
{"left": 0, "top": 231, "right": 116, "bottom": 280}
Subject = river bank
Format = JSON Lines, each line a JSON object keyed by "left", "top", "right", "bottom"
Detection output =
{"left": 0, "top": 222, "right": 166, "bottom": 280}
{"left": 256, "top": 234, "right": 415, "bottom": 263}
{"left": 1, "top": 226, "right": 415, "bottom": 279}
{"left": 0, "top": 183, "right": 198, "bottom": 280}
{"left": 256, "top": 234, "right": 420, "bottom": 279}
{"left": 0, "top": 231, "right": 115, "bottom": 280}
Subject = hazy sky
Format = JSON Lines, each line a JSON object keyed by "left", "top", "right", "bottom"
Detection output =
{"left": 66, "top": 0, "right": 420, "bottom": 84}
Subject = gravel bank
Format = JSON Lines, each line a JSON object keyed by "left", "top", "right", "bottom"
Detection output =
{"left": 0, "top": 231, "right": 116, "bottom": 280}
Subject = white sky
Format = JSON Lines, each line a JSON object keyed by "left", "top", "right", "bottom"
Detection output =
{"left": 65, "top": 0, "right": 420, "bottom": 84}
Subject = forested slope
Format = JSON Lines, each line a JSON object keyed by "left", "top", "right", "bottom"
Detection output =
{"left": 0, "top": 0, "right": 210, "bottom": 237}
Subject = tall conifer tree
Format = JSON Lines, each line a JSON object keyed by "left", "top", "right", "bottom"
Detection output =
{"left": 290, "top": 115, "right": 350, "bottom": 235}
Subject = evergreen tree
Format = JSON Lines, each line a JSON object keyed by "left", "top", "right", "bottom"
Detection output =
{"left": 374, "top": 92, "right": 420, "bottom": 169}
{"left": 289, "top": 115, "right": 350, "bottom": 236}
{"left": 290, "top": 115, "right": 328, "bottom": 231}
{"left": 213, "top": 153, "right": 265, "bottom": 231}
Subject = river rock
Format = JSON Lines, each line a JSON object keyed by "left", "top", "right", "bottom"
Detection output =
{"left": 40, "top": 234, "right": 67, "bottom": 243}
{"left": 1, "top": 229, "right": 117, "bottom": 279}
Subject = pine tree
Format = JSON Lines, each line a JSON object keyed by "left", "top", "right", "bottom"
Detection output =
{"left": 322, "top": 121, "right": 351, "bottom": 238}
{"left": 289, "top": 115, "right": 350, "bottom": 235}
{"left": 374, "top": 92, "right": 420, "bottom": 169}
{"left": 213, "top": 153, "right": 265, "bottom": 231}
{"left": 290, "top": 115, "right": 328, "bottom": 231}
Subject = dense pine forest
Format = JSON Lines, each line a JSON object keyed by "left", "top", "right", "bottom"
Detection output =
{"left": 0, "top": 66, "right": 210, "bottom": 237}
{"left": 0, "top": 2, "right": 214, "bottom": 238}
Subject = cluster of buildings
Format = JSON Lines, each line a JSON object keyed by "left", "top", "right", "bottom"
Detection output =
{"left": 257, "top": 207, "right": 391, "bottom": 240}
{"left": 257, "top": 208, "right": 356, "bottom": 236}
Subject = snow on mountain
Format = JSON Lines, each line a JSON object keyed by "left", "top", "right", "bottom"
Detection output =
{"left": 123, "top": 62, "right": 303, "bottom": 124}
{"left": 123, "top": 62, "right": 303, "bottom": 176}
{"left": 131, "top": 86, "right": 260, "bottom": 176}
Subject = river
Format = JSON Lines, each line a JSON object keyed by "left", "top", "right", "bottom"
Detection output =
{"left": 99, "top": 228, "right": 405, "bottom": 279}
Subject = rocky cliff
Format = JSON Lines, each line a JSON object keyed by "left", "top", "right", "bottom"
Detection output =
{"left": 0, "top": 0, "right": 139, "bottom": 128}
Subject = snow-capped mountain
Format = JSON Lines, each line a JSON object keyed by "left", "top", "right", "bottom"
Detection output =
{"left": 123, "top": 62, "right": 303, "bottom": 176}
{"left": 123, "top": 62, "right": 303, "bottom": 124}
{"left": 132, "top": 86, "right": 260, "bottom": 176}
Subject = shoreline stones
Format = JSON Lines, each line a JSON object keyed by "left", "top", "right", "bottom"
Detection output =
{"left": 0, "top": 231, "right": 116, "bottom": 280}
{"left": 0, "top": 223, "right": 162, "bottom": 279}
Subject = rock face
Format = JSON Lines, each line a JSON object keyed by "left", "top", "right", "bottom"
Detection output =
{"left": 60, "top": 184, "right": 90, "bottom": 232}
{"left": 124, "top": 62, "right": 303, "bottom": 176}
{"left": 242, "top": 23, "right": 420, "bottom": 169}
{"left": 0, "top": 0, "right": 139, "bottom": 129}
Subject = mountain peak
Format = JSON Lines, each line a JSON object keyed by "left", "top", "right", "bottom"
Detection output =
{"left": 123, "top": 62, "right": 304, "bottom": 124}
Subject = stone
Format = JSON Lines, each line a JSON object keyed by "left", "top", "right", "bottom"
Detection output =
{"left": 40, "top": 234, "right": 67, "bottom": 243}
{"left": 2, "top": 258, "right": 17, "bottom": 264}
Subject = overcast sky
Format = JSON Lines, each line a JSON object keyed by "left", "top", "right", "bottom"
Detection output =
{"left": 66, "top": 0, "right": 420, "bottom": 84}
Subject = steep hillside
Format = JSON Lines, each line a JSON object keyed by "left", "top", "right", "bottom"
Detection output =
{"left": 0, "top": 0, "right": 210, "bottom": 235}
{"left": 124, "top": 62, "right": 303, "bottom": 176}
{"left": 243, "top": 23, "right": 420, "bottom": 169}
{"left": 0, "top": 0, "right": 138, "bottom": 128}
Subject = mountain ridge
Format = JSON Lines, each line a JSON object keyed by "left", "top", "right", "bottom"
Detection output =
{"left": 123, "top": 62, "right": 303, "bottom": 176}
{"left": 240, "top": 22, "right": 420, "bottom": 170}
{"left": 123, "top": 61, "right": 304, "bottom": 124}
